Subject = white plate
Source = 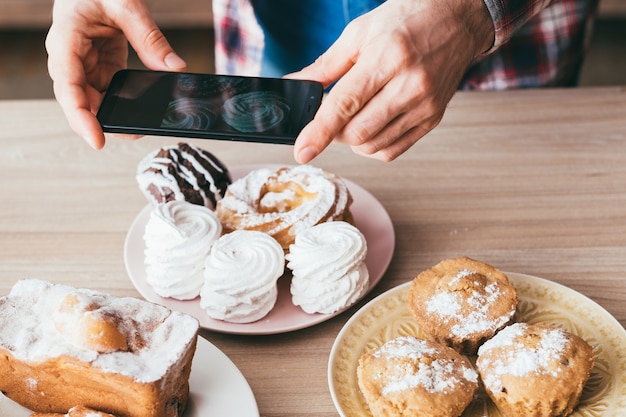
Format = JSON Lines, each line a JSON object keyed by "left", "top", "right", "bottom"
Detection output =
{"left": 328, "top": 273, "right": 626, "bottom": 417}
{"left": 0, "top": 337, "right": 259, "bottom": 417}
{"left": 124, "top": 165, "right": 395, "bottom": 335}
{"left": 186, "top": 336, "right": 259, "bottom": 416}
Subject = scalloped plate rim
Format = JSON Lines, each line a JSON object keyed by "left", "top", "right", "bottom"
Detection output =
{"left": 328, "top": 272, "right": 626, "bottom": 417}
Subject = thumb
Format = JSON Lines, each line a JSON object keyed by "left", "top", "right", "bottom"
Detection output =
{"left": 116, "top": 2, "right": 186, "bottom": 71}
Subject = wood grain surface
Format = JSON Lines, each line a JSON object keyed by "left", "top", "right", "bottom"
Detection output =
{"left": 1, "top": 87, "right": 625, "bottom": 416}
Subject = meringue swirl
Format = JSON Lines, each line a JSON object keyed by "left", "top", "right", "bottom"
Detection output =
{"left": 144, "top": 201, "right": 222, "bottom": 300}
{"left": 200, "top": 230, "right": 285, "bottom": 323}
{"left": 287, "top": 221, "right": 369, "bottom": 314}
{"left": 222, "top": 91, "right": 290, "bottom": 133}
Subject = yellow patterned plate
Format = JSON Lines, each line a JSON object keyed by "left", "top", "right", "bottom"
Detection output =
{"left": 328, "top": 273, "right": 626, "bottom": 417}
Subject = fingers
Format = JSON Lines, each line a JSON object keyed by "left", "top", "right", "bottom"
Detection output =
{"left": 106, "top": 0, "right": 186, "bottom": 71}
{"left": 294, "top": 64, "right": 444, "bottom": 164}
{"left": 46, "top": 0, "right": 186, "bottom": 149}
{"left": 289, "top": 0, "right": 484, "bottom": 164}
{"left": 350, "top": 111, "right": 443, "bottom": 162}
{"left": 293, "top": 39, "right": 396, "bottom": 163}
{"left": 46, "top": 23, "right": 108, "bottom": 148}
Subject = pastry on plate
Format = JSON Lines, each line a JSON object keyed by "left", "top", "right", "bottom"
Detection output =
{"left": 357, "top": 336, "right": 479, "bottom": 417}
{"left": 407, "top": 257, "right": 518, "bottom": 354}
{"left": 287, "top": 221, "right": 369, "bottom": 314}
{"left": 144, "top": 200, "right": 222, "bottom": 300}
{"left": 200, "top": 230, "right": 284, "bottom": 323}
{"left": 476, "top": 322, "right": 594, "bottom": 417}
{"left": 216, "top": 165, "right": 353, "bottom": 250}
{"left": 136, "top": 142, "right": 231, "bottom": 209}
{"left": 0, "top": 279, "right": 199, "bottom": 417}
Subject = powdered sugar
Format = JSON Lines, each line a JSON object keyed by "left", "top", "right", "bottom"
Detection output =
{"left": 426, "top": 271, "right": 513, "bottom": 338}
{"left": 217, "top": 165, "right": 351, "bottom": 246}
{"left": 372, "top": 336, "right": 478, "bottom": 395}
{"left": 0, "top": 279, "right": 198, "bottom": 383}
{"left": 445, "top": 268, "right": 474, "bottom": 287}
{"left": 383, "top": 360, "right": 458, "bottom": 395}
{"left": 477, "top": 323, "right": 570, "bottom": 393}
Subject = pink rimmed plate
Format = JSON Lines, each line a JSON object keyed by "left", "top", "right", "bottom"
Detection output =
{"left": 124, "top": 165, "right": 395, "bottom": 335}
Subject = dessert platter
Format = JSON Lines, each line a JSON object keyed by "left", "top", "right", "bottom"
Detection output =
{"left": 126, "top": 160, "right": 395, "bottom": 335}
{"left": 0, "top": 337, "right": 259, "bottom": 417}
{"left": 329, "top": 265, "right": 626, "bottom": 417}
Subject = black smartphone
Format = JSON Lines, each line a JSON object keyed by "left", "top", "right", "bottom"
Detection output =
{"left": 96, "top": 69, "right": 324, "bottom": 145}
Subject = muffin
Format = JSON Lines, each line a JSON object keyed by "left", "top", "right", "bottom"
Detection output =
{"left": 136, "top": 142, "right": 231, "bottom": 209}
{"left": 407, "top": 257, "right": 518, "bottom": 354}
{"left": 476, "top": 322, "right": 595, "bottom": 417}
{"left": 357, "top": 336, "right": 479, "bottom": 417}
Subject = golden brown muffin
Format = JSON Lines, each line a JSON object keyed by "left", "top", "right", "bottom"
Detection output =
{"left": 357, "top": 336, "right": 479, "bottom": 417}
{"left": 0, "top": 279, "right": 199, "bottom": 417}
{"left": 407, "top": 257, "right": 518, "bottom": 354}
{"left": 476, "top": 322, "right": 595, "bottom": 417}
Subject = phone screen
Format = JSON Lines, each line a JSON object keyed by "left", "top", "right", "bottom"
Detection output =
{"left": 96, "top": 70, "right": 324, "bottom": 145}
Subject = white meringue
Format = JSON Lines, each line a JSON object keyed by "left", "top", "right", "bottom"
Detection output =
{"left": 287, "top": 221, "right": 369, "bottom": 314}
{"left": 144, "top": 200, "right": 222, "bottom": 300}
{"left": 200, "top": 230, "right": 285, "bottom": 323}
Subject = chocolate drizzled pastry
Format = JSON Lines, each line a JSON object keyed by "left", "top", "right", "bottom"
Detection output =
{"left": 136, "top": 142, "right": 231, "bottom": 209}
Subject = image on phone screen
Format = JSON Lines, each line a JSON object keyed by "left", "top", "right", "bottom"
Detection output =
{"left": 96, "top": 70, "right": 324, "bottom": 145}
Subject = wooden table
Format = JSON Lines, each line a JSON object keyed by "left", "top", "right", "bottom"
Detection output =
{"left": 1, "top": 87, "right": 625, "bottom": 416}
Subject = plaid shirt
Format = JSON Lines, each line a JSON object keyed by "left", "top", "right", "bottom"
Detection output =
{"left": 212, "top": 0, "right": 599, "bottom": 89}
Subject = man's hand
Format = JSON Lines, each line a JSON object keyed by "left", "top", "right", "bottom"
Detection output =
{"left": 289, "top": 0, "right": 494, "bottom": 163}
{"left": 45, "top": 0, "right": 187, "bottom": 149}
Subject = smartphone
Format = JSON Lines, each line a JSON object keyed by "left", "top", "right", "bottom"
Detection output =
{"left": 96, "top": 69, "right": 324, "bottom": 145}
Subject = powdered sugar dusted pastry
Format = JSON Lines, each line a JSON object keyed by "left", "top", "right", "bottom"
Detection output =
{"left": 357, "top": 336, "right": 479, "bottom": 417}
{"left": 200, "top": 230, "right": 284, "bottom": 323}
{"left": 476, "top": 322, "right": 594, "bottom": 417}
{"left": 0, "top": 279, "right": 199, "bottom": 417}
{"left": 136, "top": 142, "right": 231, "bottom": 209}
{"left": 407, "top": 257, "right": 518, "bottom": 354}
{"left": 287, "top": 221, "right": 369, "bottom": 314}
{"left": 144, "top": 200, "right": 222, "bottom": 300}
{"left": 216, "top": 165, "right": 353, "bottom": 250}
